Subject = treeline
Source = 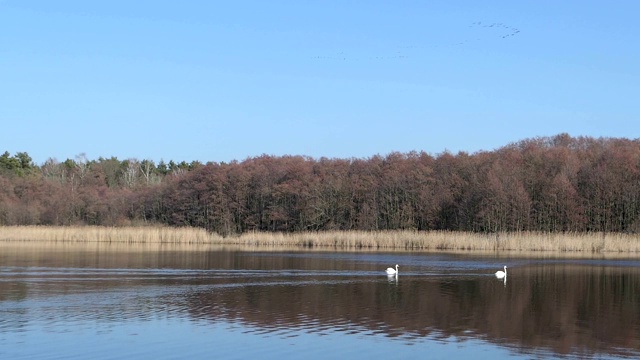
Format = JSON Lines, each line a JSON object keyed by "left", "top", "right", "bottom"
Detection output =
{"left": 2, "top": 134, "right": 640, "bottom": 235}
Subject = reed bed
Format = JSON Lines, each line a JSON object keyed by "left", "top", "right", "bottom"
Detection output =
{"left": 1, "top": 226, "right": 640, "bottom": 253}
{"left": 236, "top": 230, "right": 640, "bottom": 252}
{"left": 0, "top": 225, "right": 219, "bottom": 244}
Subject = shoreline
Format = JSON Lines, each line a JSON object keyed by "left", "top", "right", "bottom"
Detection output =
{"left": 1, "top": 226, "right": 640, "bottom": 256}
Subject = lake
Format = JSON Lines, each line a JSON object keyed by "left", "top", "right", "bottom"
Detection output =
{"left": 1, "top": 242, "right": 640, "bottom": 359}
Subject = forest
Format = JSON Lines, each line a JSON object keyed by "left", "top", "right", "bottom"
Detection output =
{"left": 1, "top": 134, "right": 640, "bottom": 236}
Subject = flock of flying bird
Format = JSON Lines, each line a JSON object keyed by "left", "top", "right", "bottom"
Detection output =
{"left": 384, "top": 264, "right": 508, "bottom": 280}
{"left": 313, "top": 21, "right": 520, "bottom": 62}
{"left": 469, "top": 21, "right": 520, "bottom": 38}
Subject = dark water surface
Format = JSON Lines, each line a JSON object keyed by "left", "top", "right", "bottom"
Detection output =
{"left": 1, "top": 242, "right": 640, "bottom": 359}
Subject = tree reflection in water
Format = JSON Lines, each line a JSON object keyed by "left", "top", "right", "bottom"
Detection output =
{"left": 181, "top": 262, "right": 640, "bottom": 358}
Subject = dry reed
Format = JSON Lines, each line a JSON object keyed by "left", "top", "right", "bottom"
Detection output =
{"left": 1, "top": 226, "right": 640, "bottom": 253}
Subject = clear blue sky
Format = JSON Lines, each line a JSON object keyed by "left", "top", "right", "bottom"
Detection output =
{"left": 1, "top": 1, "right": 638, "bottom": 165}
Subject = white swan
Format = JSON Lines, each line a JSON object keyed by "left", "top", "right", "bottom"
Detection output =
{"left": 386, "top": 264, "right": 399, "bottom": 275}
{"left": 495, "top": 266, "right": 507, "bottom": 279}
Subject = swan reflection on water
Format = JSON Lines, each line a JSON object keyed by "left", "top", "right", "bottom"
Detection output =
{"left": 387, "top": 273, "right": 398, "bottom": 284}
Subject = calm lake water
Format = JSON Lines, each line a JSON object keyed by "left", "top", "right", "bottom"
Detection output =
{"left": 1, "top": 242, "right": 640, "bottom": 360}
